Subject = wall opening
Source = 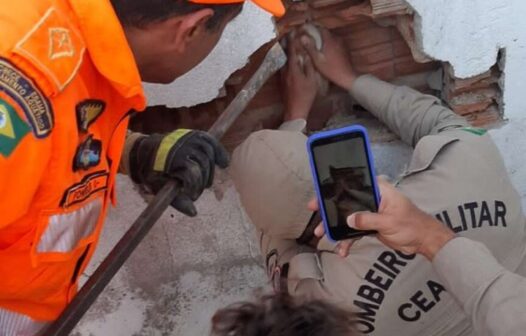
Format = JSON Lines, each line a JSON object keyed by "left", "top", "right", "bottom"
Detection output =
{"left": 130, "top": 0, "right": 504, "bottom": 150}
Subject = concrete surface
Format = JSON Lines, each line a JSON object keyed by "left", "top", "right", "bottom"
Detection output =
{"left": 73, "top": 171, "right": 268, "bottom": 336}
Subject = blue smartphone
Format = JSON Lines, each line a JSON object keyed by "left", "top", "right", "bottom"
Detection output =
{"left": 307, "top": 125, "right": 380, "bottom": 242}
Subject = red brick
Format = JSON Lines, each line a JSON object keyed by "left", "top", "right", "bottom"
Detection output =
{"left": 341, "top": 25, "right": 395, "bottom": 50}
{"left": 392, "top": 38, "right": 412, "bottom": 57}
{"left": 350, "top": 42, "right": 396, "bottom": 65}
{"left": 394, "top": 57, "right": 438, "bottom": 76}
{"left": 465, "top": 105, "right": 501, "bottom": 126}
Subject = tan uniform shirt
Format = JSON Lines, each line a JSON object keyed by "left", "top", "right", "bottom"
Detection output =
{"left": 233, "top": 75, "right": 526, "bottom": 336}
{"left": 434, "top": 237, "right": 526, "bottom": 336}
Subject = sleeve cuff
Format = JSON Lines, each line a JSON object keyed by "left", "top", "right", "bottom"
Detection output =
{"left": 279, "top": 119, "right": 307, "bottom": 133}
{"left": 119, "top": 131, "right": 146, "bottom": 175}
{"left": 432, "top": 237, "right": 506, "bottom": 306}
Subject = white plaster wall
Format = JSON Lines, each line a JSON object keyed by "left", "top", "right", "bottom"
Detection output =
{"left": 310, "top": 0, "right": 526, "bottom": 209}
{"left": 144, "top": 1, "right": 276, "bottom": 108}
{"left": 405, "top": 0, "right": 526, "bottom": 119}
{"left": 405, "top": 0, "right": 526, "bottom": 209}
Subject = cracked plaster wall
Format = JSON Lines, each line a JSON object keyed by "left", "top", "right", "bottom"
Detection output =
{"left": 404, "top": 0, "right": 526, "bottom": 209}
{"left": 146, "top": 0, "right": 526, "bottom": 120}
{"left": 406, "top": 0, "right": 526, "bottom": 119}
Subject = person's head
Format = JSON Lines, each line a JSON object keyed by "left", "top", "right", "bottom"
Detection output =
{"left": 111, "top": 0, "right": 242, "bottom": 83}
{"left": 111, "top": 0, "right": 285, "bottom": 84}
{"left": 211, "top": 293, "right": 358, "bottom": 336}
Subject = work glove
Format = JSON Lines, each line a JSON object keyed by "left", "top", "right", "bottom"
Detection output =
{"left": 129, "top": 129, "right": 229, "bottom": 217}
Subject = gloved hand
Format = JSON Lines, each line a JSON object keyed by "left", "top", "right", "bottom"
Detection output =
{"left": 129, "top": 129, "right": 229, "bottom": 217}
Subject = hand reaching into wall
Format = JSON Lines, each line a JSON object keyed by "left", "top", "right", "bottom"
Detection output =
{"left": 300, "top": 27, "right": 358, "bottom": 91}
{"left": 282, "top": 36, "right": 319, "bottom": 122}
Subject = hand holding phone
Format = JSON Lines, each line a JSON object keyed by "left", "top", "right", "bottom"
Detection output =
{"left": 307, "top": 125, "right": 380, "bottom": 241}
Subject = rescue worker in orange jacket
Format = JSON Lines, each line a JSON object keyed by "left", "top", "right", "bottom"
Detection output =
{"left": 0, "top": 0, "right": 285, "bottom": 334}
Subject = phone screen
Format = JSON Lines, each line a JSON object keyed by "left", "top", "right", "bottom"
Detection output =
{"left": 311, "top": 132, "right": 378, "bottom": 240}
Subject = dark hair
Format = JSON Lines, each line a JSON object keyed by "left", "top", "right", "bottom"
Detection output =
{"left": 110, "top": 0, "right": 243, "bottom": 29}
{"left": 211, "top": 293, "right": 358, "bottom": 336}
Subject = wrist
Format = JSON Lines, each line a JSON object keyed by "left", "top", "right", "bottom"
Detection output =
{"left": 419, "top": 221, "right": 455, "bottom": 261}
{"left": 285, "top": 102, "right": 313, "bottom": 122}
{"left": 129, "top": 135, "right": 158, "bottom": 185}
{"left": 339, "top": 73, "right": 357, "bottom": 91}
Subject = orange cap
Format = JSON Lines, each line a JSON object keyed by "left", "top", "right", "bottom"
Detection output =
{"left": 189, "top": 0, "right": 286, "bottom": 17}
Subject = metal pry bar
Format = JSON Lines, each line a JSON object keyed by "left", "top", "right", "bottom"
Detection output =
{"left": 43, "top": 42, "right": 287, "bottom": 336}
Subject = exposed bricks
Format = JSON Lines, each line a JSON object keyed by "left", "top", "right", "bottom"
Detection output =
{"left": 131, "top": 0, "right": 503, "bottom": 150}
{"left": 465, "top": 105, "right": 501, "bottom": 127}
{"left": 442, "top": 61, "right": 503, "bottom": 122}
{"left": 338, "top": 23, "right": 394, "bottom": 50}
{"left": 369, "top": 0, "right": 410, "bottom": 17}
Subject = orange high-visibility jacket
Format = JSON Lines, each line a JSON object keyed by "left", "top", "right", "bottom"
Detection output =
{"left": 0, "top": 0, "right": 145, "bottom": 321}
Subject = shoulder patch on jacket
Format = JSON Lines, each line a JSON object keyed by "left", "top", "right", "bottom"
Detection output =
{"left": 0, "top": 58, "right": 53, "bottom": 138}
{"left": 461, "top": 127, "right": 487, "bottom": 136}
{"left": 13, "top": 7, "right": 85, "bottom": 92}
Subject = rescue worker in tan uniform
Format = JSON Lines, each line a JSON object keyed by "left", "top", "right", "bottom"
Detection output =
{"left": 0, "top": 0, "right": 284, "bottom": 334}
{"left": 337, "top": 174, "right": 526, "bottom": 336}
{"left": 231, "top": 29, "right": 526, "bottom": 335}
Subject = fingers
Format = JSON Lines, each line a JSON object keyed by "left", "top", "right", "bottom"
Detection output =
{"left": 287, "top": 40, "right": 302, "bottom": 75}
{"left": 171, "top": 194, "right": 198, "bottom": 217}
{"left": 308, "top": 198, "right": 319, "bottom": 211}
{"left": 314, "top": 223, "right": 325, "bottom": 237}
{"left": 303, "top": 54, "right": 315, "bottom": 79}
{"left": 314, "top": 222, "right": 355, "bottom": 257}
{"left": 188, "top": 149, "right": 212, "bottom": 189}
{"left": 300, "top": 35, "right": 321, "bottom": 64}
{"left": 347, "top": 211, "right": 383, "bottom": 232}
{"left": 195, "top": 141, "right": 216, "bottom": 187}
{"left": 198, "top": 132, "right": 230, "bottom": 169}
{"left": 337, "top": 240, "right": 353, "bottom": 258}
{"left": 171, "top": 157, "right": 204, "bottom": 216}
{"left": 185, "top": 159, "right": 205, "bottom": 199}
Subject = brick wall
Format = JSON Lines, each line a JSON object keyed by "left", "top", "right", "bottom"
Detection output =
{"left": 130, "top": 0, "right": 503, "bottom": 150}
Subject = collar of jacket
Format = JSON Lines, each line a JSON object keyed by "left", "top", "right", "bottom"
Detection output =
{"left": 67, "top": 0, "right": 146, "bottom": 112}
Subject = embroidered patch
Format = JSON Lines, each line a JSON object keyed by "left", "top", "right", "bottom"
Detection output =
{"left": 76, "top": 100, "right": 106, "bottom": 132}
{"left": 49, "top": 27, "right": 75, "bottom": 60}
{"left": 0, "top": 58, "right": 53, "bottom": 138}
{"left": 61, "top": 171, "right": 109, "bottom": 208}
{"left": 0, "top": 99, "right": 30, "bottom": 157}
{"left": 73, "top": 135, "right": 102, "bottom": 171}
{"left": 14, "top": 8, "right": 85, "bottom": 91}
{"left": 462, "top": 127, "right": 487, "bottom": 136}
